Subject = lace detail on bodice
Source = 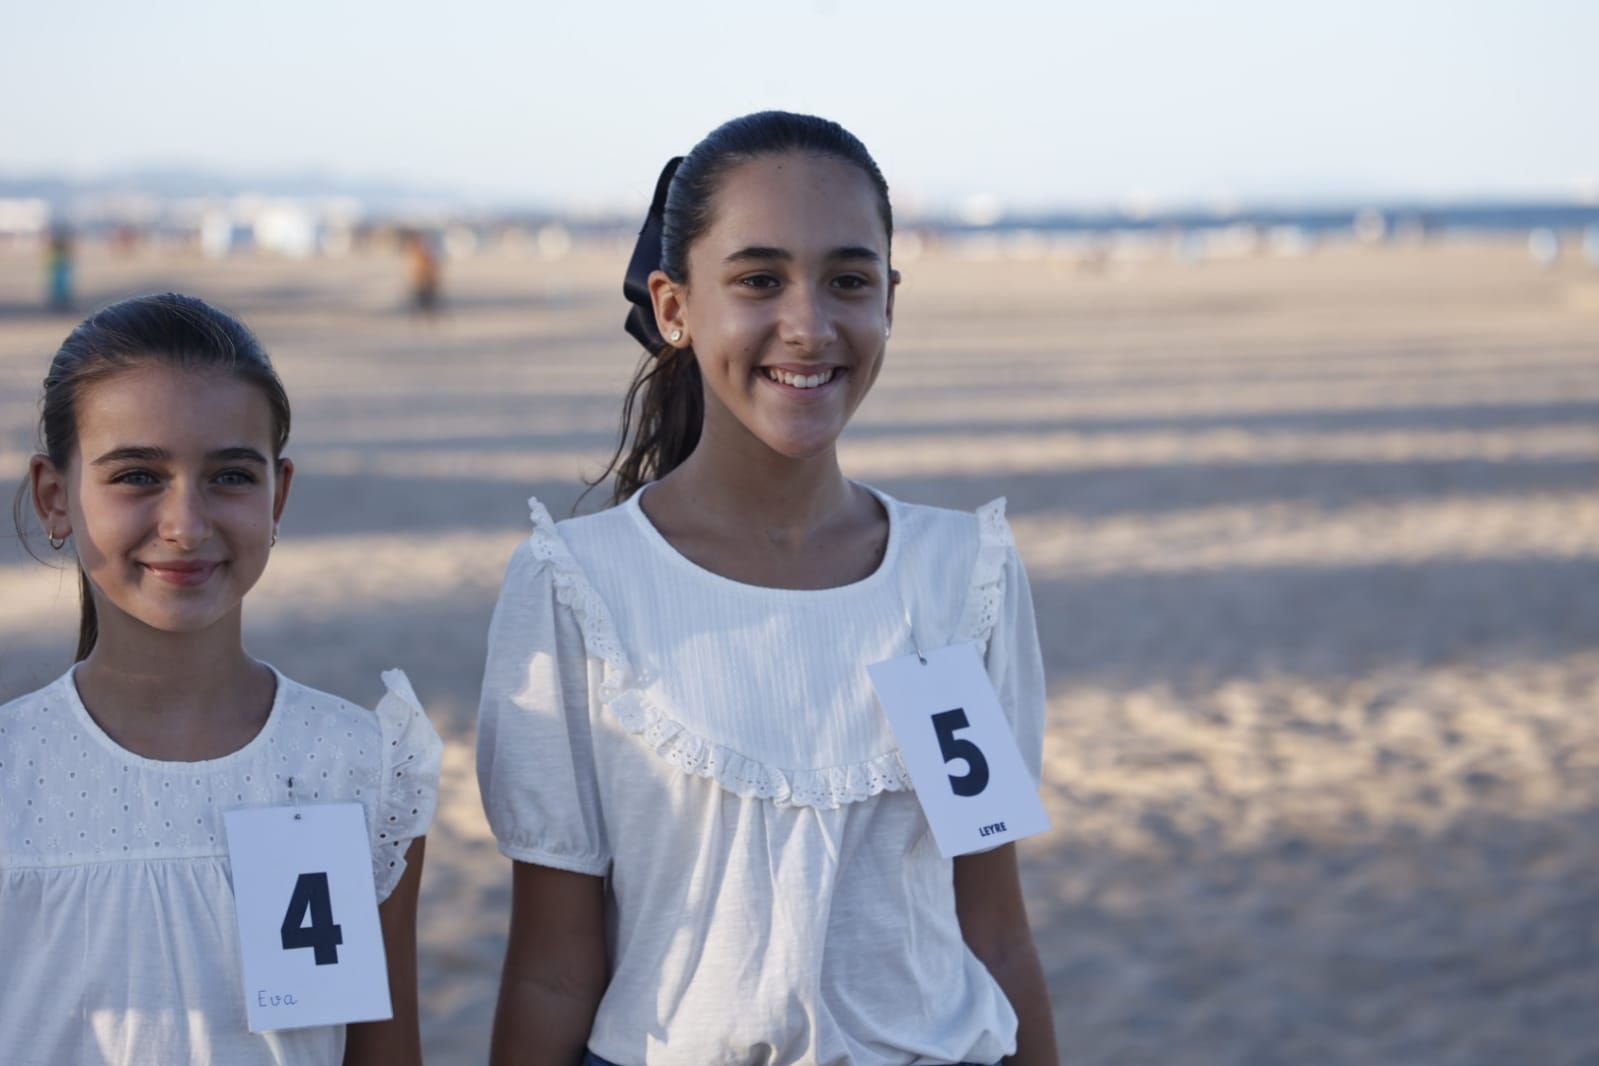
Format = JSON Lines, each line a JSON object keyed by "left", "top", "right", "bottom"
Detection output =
{"left": 527, "top": 497, "right": 916, "bottom": 810}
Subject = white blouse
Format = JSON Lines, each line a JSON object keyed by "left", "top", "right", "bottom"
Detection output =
{"left": 478, "top": 486, "right": 1046, "bottom": 1066}
{"left": 0, "top": 668, "right": 442, "bottom": 1066}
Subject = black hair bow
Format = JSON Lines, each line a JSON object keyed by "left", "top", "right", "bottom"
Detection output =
{"left": 623, "top": 156, "right": 684, "bottom": 354}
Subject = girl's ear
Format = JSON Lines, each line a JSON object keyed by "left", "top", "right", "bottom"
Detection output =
{"left": 272, "top": 457, "right": 295, "bottom": 526}
{"left": 886, "top": 268, "right": 901, "bottom": 334}
{"left": 29, "top": 453, "right": 71, "bottom": 541}
{"left": 647, "top": 269, "right": 690, "bottom": 350}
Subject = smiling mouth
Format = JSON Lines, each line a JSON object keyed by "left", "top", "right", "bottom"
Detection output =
{"left": 142, "top": 562, "right": 222, "bottom": 587}
{"left": 760, "top": 367, "right": 841, "bottom": 390}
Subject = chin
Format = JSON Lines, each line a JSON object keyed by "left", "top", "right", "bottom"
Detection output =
{"left": 117, "top": 597, "right": 236, "bottom": 636}
{"left": 752, "top": 422, "right": 846, "bottom": 460}
{"left": 140, "top": 612, "right": 229, "bottom": 636}
{"left": 761, "top": 438, "right": 839, "bottom": 462}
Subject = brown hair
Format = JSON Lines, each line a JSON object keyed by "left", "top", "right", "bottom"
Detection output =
{"left": 13, "top": 292, "right": 291, "bottom": 661}
{"left": 595, "top": 111, "right": 893, "bottom": 504}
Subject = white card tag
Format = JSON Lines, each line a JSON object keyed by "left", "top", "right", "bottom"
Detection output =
{"left": 869, "top": 642, "right": 1051, "bottom": 857}
{"left": 223, "top": 802, "right": 392, "bottom": 1032}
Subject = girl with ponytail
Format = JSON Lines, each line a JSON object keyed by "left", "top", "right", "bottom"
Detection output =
{"left": 2, "top": 293, "right": 440, "bottom": 1065}
{"left": 479, "top": 112, "right": 1058, "bottom": 1065}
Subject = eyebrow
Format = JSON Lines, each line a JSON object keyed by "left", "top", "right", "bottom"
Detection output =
{"left": 723, "top": 245, "right": 883, "bottom": 265}
{"left": 91, "top": 445, "right": 270, "bottom": 466}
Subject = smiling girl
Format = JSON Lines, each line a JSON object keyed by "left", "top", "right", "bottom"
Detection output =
{"left": 478, "top": 113, "right": 1058, "bottom": 1065}
{"left": 0, "top": 294, "right": 440, "bottom": 1065}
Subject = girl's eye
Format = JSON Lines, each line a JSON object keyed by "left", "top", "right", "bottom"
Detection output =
{"left": 110, "top": 469, "right": 158, "bottom": 487}
{"left": 738, "top": 273, "right": 781, "bottom": 291}
{"left": 215, "top": 469, "right": 258, "bottom": 487}
{"left": 832, "top": 274, "right": 871, "bottom": 291}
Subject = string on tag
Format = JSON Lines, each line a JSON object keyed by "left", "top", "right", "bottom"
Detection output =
{"left": 903, "top": 604, "right": 927, "bottom": 666}
{"left": 287, "top": 776, "right": 303, "bottom": 821}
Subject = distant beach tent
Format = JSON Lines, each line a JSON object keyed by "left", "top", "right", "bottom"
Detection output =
{"left": 1527, "top": 228, "right": 1559, "bottom": 269}
{"left": 1353, "top": 208, "right": 1386, "bottom": 244}
{"left": 0, "top": 198, "right": 49, "bottom": 242}
{"left": 201, "top": 211, "right": 252, "bottom": 259}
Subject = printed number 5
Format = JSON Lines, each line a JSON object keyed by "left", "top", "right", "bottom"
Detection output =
{"left": 931, "top": 708, "right": 990, "bottom": 797}
{"left": 281, "top": 872, "right": 343, "bottom": 966}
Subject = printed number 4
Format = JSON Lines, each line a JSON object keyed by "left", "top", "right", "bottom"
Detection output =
{"left": 931, "top": 708, "right": 990, "bottom": 797}
{"left": 281, "top": 872, "right": 343, "bottom": 966}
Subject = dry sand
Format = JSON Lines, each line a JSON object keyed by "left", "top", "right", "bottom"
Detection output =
{"left": 1, "top": 237, "right": 1597, "bottom": 1065}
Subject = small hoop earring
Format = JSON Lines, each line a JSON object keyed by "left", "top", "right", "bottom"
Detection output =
{"left": 48, "top": 532, "right": 67, "bottom": 551}
{"left": 669, "top": 329, "right": 683, "bottom": 344}
{"left": 270, "top": 527, "right": 279, "bottom": 547}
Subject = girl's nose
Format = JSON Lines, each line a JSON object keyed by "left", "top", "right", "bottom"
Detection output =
{"left": 778, "top": 289, "right": 838, "bottom": 352}
{"left": 158, "top": 482, "right": 213, "bottom": 550}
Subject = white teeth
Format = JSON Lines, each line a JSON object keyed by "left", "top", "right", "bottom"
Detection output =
{"left": 765, "top": 367, "right": 837, "bottom": 389}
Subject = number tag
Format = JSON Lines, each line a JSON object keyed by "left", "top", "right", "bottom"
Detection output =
{"left": 868, "top": 642, "right": 1051, "bottom": 857}
{"left": 223, "top": 803, "right": 392, "bottom": 1032}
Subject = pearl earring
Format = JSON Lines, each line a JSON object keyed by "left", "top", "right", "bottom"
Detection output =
{"left": 669, "top": 329, "right": 684, "bottom": 344}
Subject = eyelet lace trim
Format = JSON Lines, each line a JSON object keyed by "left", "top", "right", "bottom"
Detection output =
{"left": 372, "top": 669, "right": 442, "bottom": 898}
{"left": 955, "top": 498, "right": 1012, "bottom": 654}
{"left": 528, "top": 497, "right": 1020, "bottom": 810}
{"left": 527, "top": 499, "right": 913, "bottom": 809}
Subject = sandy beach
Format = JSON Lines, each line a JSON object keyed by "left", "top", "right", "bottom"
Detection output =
{"left": 2, "top": 236, "right": 1597, "bottom": 1065}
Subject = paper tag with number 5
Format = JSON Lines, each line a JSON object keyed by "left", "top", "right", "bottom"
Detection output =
{"left": 869, "top": 642, "right": 1051, "bottom": 857}
{"left": 223, "top": 802, "right": 392, "bottom": 1032}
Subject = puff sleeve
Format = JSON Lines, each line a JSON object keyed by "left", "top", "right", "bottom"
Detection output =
{"left": 372, "top": 670, "right": 444, "bottom": 901}
{"left": 476, "top": 539, "right": 611, "bottom": 876}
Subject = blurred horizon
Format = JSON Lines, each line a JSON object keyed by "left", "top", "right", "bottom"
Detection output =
{"left": 5, "top": 162, "right": 1599, "bottom": 221}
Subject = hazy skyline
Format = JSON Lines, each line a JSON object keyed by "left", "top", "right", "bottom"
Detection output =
{"left": 6, "top": 1, "right": 1597, "bottom": 212}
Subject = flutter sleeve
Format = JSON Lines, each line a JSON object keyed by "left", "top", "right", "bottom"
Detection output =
{"left": 476, "top": 530, "right": 610, "bottom": 877}
{"left": 372, "top": 670, "right": 444, "bottom": 901}
{"left": 963, "top": 499, "right": 1047, "bottom": 785}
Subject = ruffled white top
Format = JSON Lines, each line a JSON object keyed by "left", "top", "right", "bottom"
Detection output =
{"left": 477, "top": 486, "right": 1046, "bottom": 1066}
{"left": 0, "top": 668, "right": 442, "bottom": 1066}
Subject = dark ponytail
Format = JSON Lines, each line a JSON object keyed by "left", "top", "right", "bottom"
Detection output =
{"left": 13, "top": 292, "right": 291, "bottom": 661}
{"left": 592, "top": 111, "right": 893, "bottom": 505}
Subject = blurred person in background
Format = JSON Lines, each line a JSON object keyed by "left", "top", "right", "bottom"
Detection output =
{"left": 406, "top": 229, "right": 442, "bottom": 317}
{"left": 45, "top": 224, "right": 75, "bottom": 312}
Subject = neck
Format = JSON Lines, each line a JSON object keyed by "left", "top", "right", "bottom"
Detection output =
{"left": 666, "top": 421, "right": 853, "bottom": 537}
{"left": 74, "top": 605, "right": 272, "bottom": 759}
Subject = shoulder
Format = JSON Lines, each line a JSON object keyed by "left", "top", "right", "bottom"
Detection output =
{"left": 271, "top": 667, "right": 440, "bottom": 785}
{"left": 553, "top": 500, "right": 634, "bottom": 542}
{"left": 873, "top": 486, "right": 1011, "bottom": 560}
{"left": 0, "top": 673, "right": 75, "bottom": 746}
{"left": 495, "top": 497, "right": 647, "bottom": 605}
{"left": 270, "top": 670, "right": 438, "bottom": 767}
{"left": 1, "top": 675, "right": 66, "bottom": 718}
{"left": 553, "top": 498, "right": 646, "bottom": 571}
{"left": 272, "top": 671, "right": 385, "bottom": 739}
{"left": 508, "top": 497, "right": 638, "bottom": 571}
{"left": 875, "top": 489, "right": 1022, "bottom": 648}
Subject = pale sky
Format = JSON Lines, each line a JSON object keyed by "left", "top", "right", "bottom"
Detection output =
{"left": 5, "top": 1, "right": 1597, "bottom": 212}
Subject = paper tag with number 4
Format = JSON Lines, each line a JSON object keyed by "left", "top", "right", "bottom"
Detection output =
{"left": 869, "top": 642, "right": 1051, "bottom": 857}
{"left": 223, "top": 802, "right": 392, "bottom": 1032}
